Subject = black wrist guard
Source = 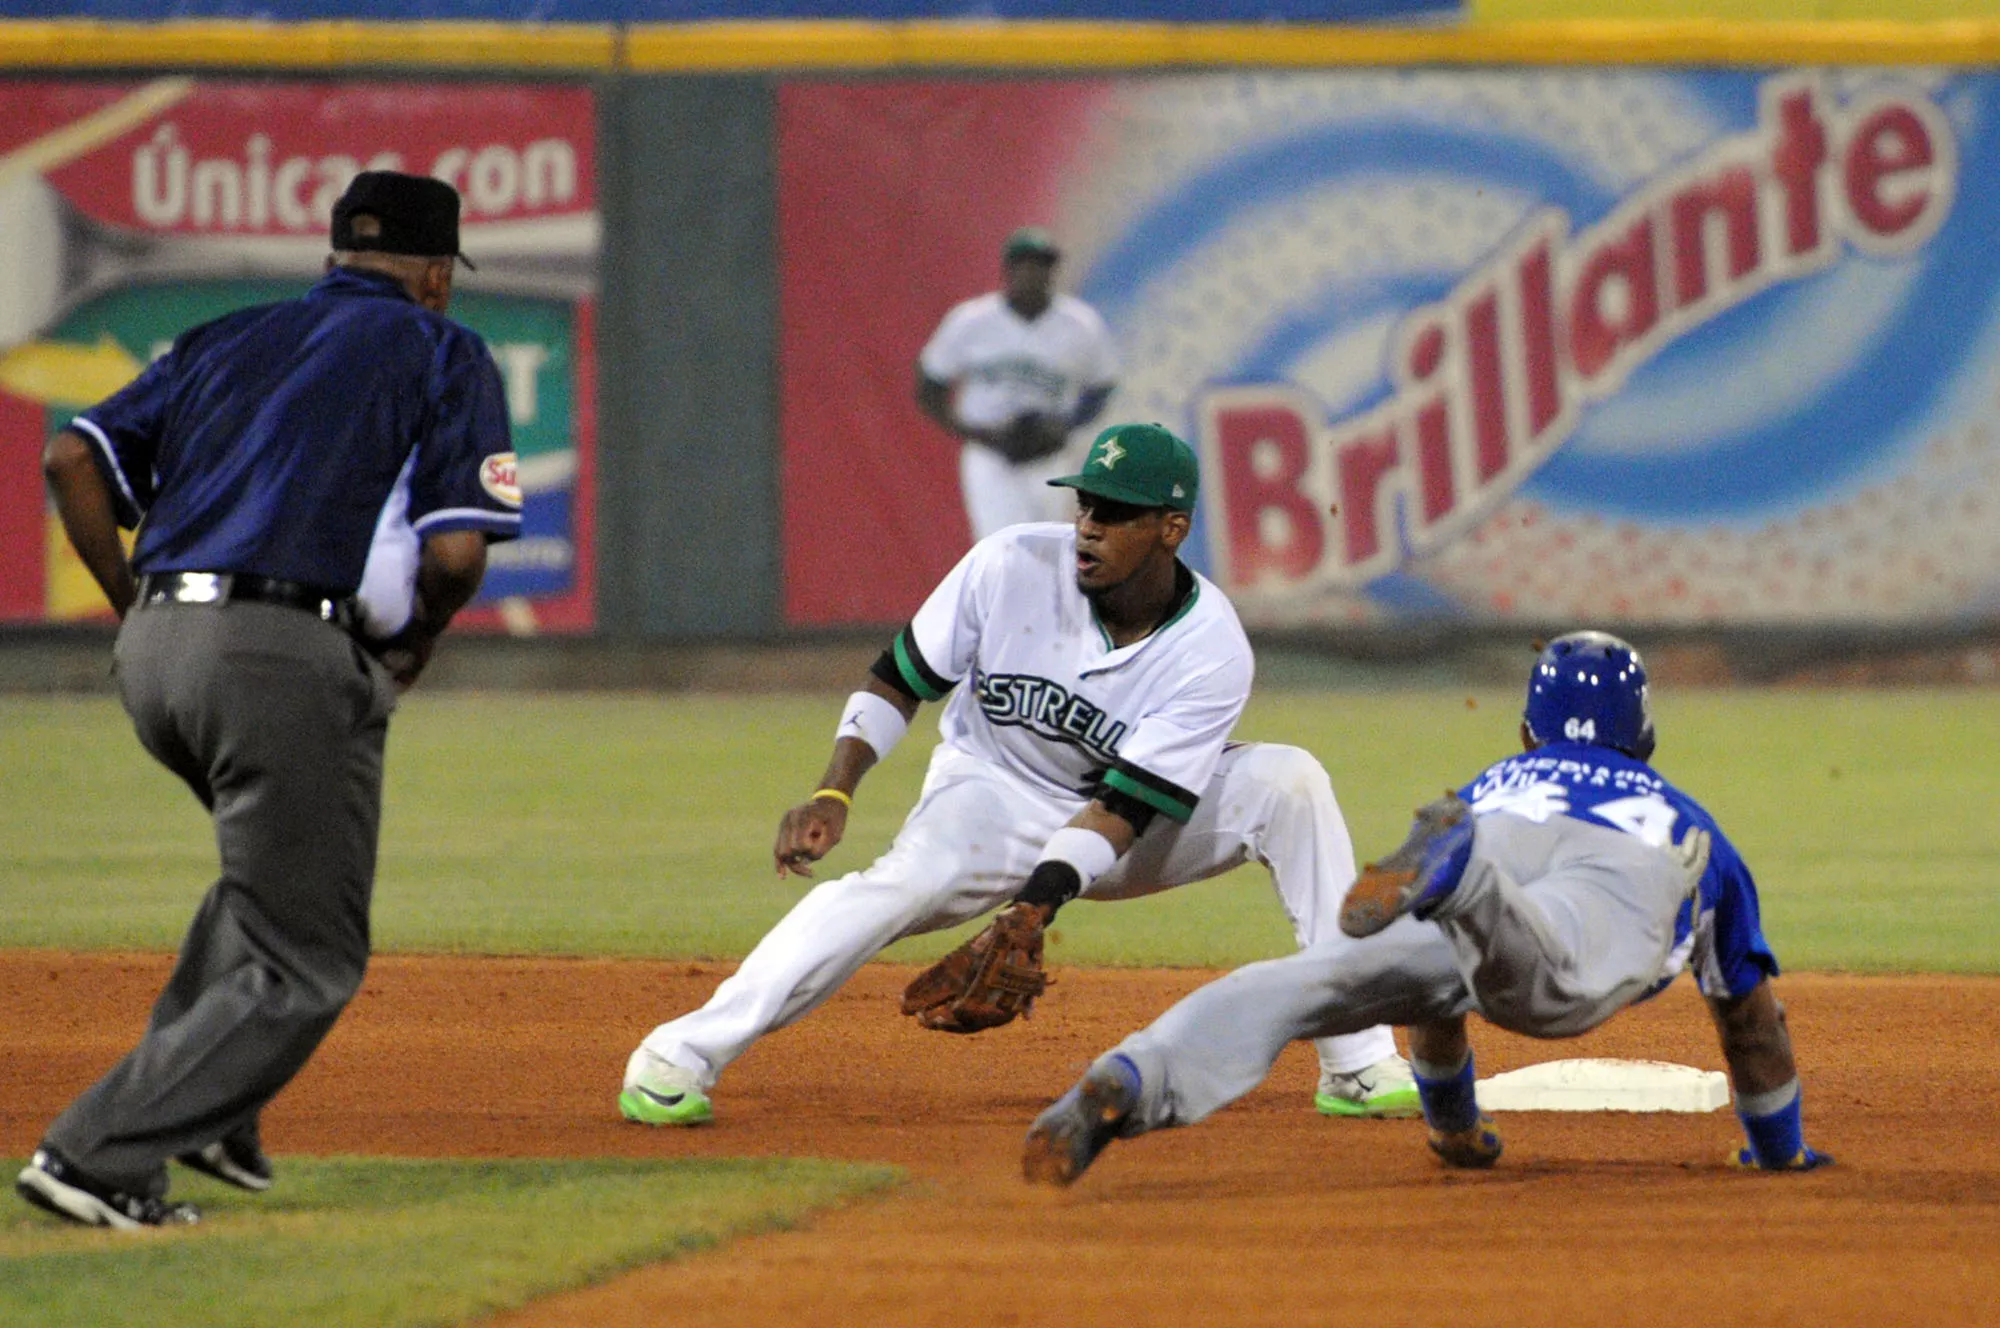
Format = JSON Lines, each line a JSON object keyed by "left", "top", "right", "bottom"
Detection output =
{"left": 1016, "top": 859, "right": 1083, "bottom": 915}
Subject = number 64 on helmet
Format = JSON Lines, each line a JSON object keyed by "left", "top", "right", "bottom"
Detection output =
{"left": 1523, "top": 631, "right": 1655, "bottom": 762}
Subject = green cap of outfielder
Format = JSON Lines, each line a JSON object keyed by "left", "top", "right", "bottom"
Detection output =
{"left": 1047, "top": 422, "right": 1199, "bottom": 512}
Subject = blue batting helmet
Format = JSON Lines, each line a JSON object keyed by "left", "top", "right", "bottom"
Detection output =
{"left": 1523, "top": 631, "right": 1655, "bottom": 761}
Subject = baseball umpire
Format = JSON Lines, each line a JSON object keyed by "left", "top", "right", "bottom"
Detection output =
{"left": 18, "top": 171, "right": 519, "bottom": 1229}
{"left": 620, "top": 422, "right": 1411, "bottom": 1128}
{"left": 916, "top": 227, "right": 1120, "bottom": 541}
{"left": 1024, "top": 631, "right": 1833, "bottom": 1185}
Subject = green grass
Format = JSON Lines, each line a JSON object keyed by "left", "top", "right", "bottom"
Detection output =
{"left": 2, "top": 1156, "right": 899, "bottom": 1328}
{"left": 1, "top": 688, "right": 1996, "bottom": 971}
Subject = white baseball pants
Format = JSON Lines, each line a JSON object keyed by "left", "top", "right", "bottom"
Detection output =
{"left": 638, "top": 741, "right": 1397, "bottom": 1087}
{"left": 958, "top": 440, "right": 1077, "bottom": 539}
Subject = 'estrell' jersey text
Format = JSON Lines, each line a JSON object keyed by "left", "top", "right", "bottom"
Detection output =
{"left": 974, "top": 671, "right": 1128, "bottom": 765}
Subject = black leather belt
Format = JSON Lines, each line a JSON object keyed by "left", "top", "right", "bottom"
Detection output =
{"left": 136, "top": 572, "right": 361, "bottom": 633}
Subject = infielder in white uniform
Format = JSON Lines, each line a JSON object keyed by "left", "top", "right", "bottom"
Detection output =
{"left": 620, "top": 423, "right": 1412, "bottom": 1127}
{"left": 916, "top": 227, "right": 1119, "bottom": 541}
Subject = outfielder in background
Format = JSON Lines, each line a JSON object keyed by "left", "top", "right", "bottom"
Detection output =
{"left": 1023, "top": 632, "right": 1833, "bottom": 1186}
{"left": 916, "top": 227, "right": 1120, "bottom": 541}
{"left": 621, "top": 422, "right": 1414, "bottom": 1127}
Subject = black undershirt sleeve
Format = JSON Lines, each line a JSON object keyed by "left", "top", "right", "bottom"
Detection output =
{"left": 1093, "top": 783, "right": 1159, "bottom": 837}
{"left": 870, "top": 649, "right": 921, "bottom": 703}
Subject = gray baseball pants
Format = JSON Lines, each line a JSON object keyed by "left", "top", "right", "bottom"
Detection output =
{"left": 43, "top": 602, "right": 395, "bottom": 1196}
{"left": 1108, "top": 813, "right": 1691, "bottom": 1132}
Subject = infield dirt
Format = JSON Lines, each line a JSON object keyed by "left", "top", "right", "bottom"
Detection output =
{"left": 5, "top": 953, "right": 1995, "bottom": 1327}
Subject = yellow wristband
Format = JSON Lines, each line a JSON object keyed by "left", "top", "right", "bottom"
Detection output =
{"left": 811, "top": 787, "right": 853, "bottom": 808}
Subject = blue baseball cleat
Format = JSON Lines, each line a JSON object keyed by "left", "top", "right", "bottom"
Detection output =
{"left": 1428, "top": 1112, "right": 1504, "bottom": 1169}
{"left": 1022, "top": 1055, "right": 1141, "bottom": 1187}
{"left": 1729, "top": 1145, "right": 1833, "bottom": 1172}
{"left": 1339, "top": 793, "right": 1475, "bottom": 938}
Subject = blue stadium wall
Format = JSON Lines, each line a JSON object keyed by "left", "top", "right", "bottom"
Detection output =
{"left": 0, "top": 1, "right": 1456, "bottom": 18}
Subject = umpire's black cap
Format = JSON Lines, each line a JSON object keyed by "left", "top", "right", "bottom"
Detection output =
{"left": 331, "top": 171, "right": 476, "bottom": 269}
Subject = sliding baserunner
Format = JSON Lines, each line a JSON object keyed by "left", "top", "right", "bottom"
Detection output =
{"left": 1025, "top": 631, "right": 1831, "bottom": 1184}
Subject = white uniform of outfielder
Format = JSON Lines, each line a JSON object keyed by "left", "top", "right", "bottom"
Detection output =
{"left": 623, "top": 513, "right": 1400, "bottom": 1119}
{"left": 920, "top": 289, "right": 1119, "bottom": 539}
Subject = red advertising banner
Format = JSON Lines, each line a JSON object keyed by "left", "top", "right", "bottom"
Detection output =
{"left": 0, "top": 79, "right": 598, "bottom": 631}
{"left": 777, "top": 79, "right": 1111, "bottom": 627}
{"left": 778, "top": 72, "right": 2000, "bottom": 630}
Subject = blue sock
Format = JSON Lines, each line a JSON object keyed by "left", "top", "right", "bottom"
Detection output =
{"left": 1737, "top": 1081, "right": 1804, "bottom": 1167}
{"left": 1412, "top": 1051, "right": 1479, "bottom": 1133}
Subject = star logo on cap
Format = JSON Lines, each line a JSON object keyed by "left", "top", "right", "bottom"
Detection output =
{"left": 1097, "top": 437, "right": 1126, "bottom": 469}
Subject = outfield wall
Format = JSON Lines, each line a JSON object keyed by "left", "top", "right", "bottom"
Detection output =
{"left": 5, "top": 16, "right": 2000, "bottom": 644}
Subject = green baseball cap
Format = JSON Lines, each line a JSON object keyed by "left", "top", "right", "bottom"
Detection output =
{"left": 1002, "top": 226, "right": 1061, "bottom": 263}
{"left": 1048, "top": 423, "right": 1199, "bottom": 512}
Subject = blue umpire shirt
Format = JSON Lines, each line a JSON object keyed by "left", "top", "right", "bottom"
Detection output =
{"left": 70, "top": 266, "right": 521, "bottom": 632}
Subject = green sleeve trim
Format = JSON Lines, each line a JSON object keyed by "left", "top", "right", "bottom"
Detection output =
{"left": 1102, "top": 767, "right": 1197, "bottom": 825}
{"left": 892, "top": 627, "right": 950, "bottom": 702}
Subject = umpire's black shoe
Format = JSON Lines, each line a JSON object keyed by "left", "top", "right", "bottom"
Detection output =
{"left": 177, "top": 1134, "right": 274, "bottom": 1192}
{"left": 15, "top": 1147, "right": 201, "bottom": 1230}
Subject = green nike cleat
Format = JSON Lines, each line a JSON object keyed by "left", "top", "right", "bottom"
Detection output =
{"left": 1314, "top": 1055, "right": 1423, "bottom": 1119}
{"left": 618, "top": 1084, "right": 713, "bottom": 1126}
{"left": 619, "top": 1048, "right": 714, "bottom": 1127}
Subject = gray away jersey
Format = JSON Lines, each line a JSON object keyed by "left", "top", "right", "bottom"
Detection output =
{"left": 884, "top": 523, "right": 1253, "bottom": 824}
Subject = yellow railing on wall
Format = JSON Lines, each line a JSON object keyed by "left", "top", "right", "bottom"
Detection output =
{"left": 5, "top": 15, "right": 2000, "bottom": 70}
{"left": 623, "top": 18, "right": 2000, "bottom": 68}
{"left": 0, "top": 20, "right": 615, "bottom": 69}
{"left": 1474, "top": 1, "right": 2000, "bottom": 17}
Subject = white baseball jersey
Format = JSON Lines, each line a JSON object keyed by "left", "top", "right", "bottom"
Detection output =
{"left": 919, "top": 292, "right": 1119, "bottom": 433}
{"left": 884, "top": 522, "right": 1250, "bottom": 824}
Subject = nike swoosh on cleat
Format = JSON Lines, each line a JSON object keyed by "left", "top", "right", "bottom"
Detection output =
{"left": 632, "top": 1085, "right": 688, "bottom": 1107}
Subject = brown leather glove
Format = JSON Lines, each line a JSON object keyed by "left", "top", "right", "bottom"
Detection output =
{"left": 900, "top": 903, "right": 1050, "bottom": 1033}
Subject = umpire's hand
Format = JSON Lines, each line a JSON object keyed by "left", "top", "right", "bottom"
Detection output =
{"left": 369, "top": 623, "right": 438, "bottom": 692}
{"left": 773, "top": 796, "right": 849, "bottom": 878}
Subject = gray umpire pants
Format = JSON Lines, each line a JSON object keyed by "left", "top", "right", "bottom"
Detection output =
{"left": 1109, "top": 814, "right": 1691, "bottom": 1133}
{"left": 44, "top": 601, "right": 395, "bottom": 1196}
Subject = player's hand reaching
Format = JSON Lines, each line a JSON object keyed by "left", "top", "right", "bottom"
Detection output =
{"left": 369, "top": 623, "right": 437, "bottom": 692}
{"left": 773, "top": 794, "right": 850, "bottom": 878}
{"left": 1670, "top": 824, "right": 1712, "bottom": 885}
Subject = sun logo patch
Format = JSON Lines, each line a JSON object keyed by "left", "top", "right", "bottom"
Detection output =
{"left": 480, "top": 452, "right": 522, "bottom": 508}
